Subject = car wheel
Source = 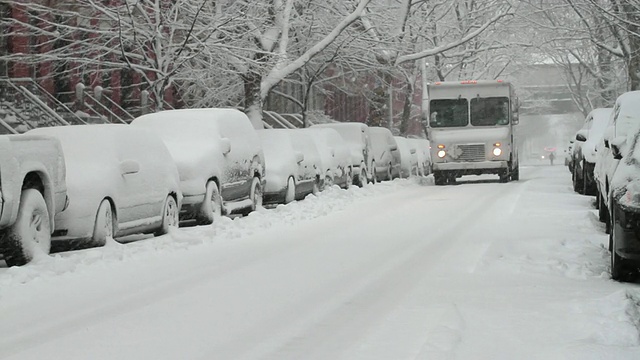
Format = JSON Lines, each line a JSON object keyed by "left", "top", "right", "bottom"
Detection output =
{"left": 324, "top": 172, "right": 334, "bottom": 190}
{"left": 91, "top": 199, "right": 113, "bottom": 247}
{"left": 355, "top": 168, "right": 366, "bottom": 188}
{"left": 248, "top": 177, "right": 263, "bottom": 212}
{"left": 198, "top": 181, "right": 223, "bottom": 225}
{"left": 284, "top": 176, "right": 296, "bottom": 203}
{"left": 386, "top": 165, "right": 392, "bottom": 181}
{"left": 345, "top": 169, "right": 352, "bottom": 189}
{"left": 572, "top": 165, "right": 584, "bottom": 194}
{"left": 370, "top": 162, "right": 377, "bottom": 184}
{"left": 598, "top": 193, "right": 607, "bottom": 223}
{"left": 156, "top": 195, "right": 179, "bottom": 236}
{"left": 610, "top": 207, "right": 628, "bottom": 281}
{"left": 0, "top": 189, "right": 51, "bottom": 266}
{"left": 583, "top": 164, "right": 595, "bottom": 196}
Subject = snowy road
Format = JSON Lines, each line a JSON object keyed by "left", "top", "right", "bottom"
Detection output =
{"left": 1, "top": 165, "right": 640, "bottom": 359}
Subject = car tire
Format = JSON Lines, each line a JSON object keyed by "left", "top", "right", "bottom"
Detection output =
{"left": 598, "top": 193, "right": 607, "bottom": 223}
{"left": 583, "top": 165, "right": 595, "bottom": 196}
{"left": 156, "top": 195, "right": 179, "bottom": 236}
{"left": 370, "top": 162, "right": 377, "bottom": 184}
{"left": 248, "top": 177, "right": 263, "bottom": 213}
{"left": 91, "top": 199, "right": 114, "bottom": 247}
{"left": 323, "top": 172, "right": 334, "bottom": 190}
{"left": 572, "top": 164, "right": 584, "bottom": 194}
{"left": 386, "top": 165, "right": 392, "bottom": 181}
{"left": 197, "top": 181, "right": 223, "bottom": 225}
{"left": 345, "top": 169, "right": 352, "bottom": 189}
{"left": 355, "top": 168, "right": 366, "bottom": 188}
{"left": 285, "top": 176, "right": 296, "bottom": 203}
{"left": 0, "top": 189, "right": 51, "bottom": 266}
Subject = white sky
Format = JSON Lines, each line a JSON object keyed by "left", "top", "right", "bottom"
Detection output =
{"left": 0, "top": 165, "right": 639, "bottom": 360}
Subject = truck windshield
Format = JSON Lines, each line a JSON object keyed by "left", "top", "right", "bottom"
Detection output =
{"left": 470, "top": 97, "right": 509, "bottom": 126}
{"left": 429, "top": 99, "right": 469, "bottom": 128}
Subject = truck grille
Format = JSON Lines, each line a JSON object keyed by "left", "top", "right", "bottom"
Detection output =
{"left": 457, "top": 144, "right": 485, "bottom": 162}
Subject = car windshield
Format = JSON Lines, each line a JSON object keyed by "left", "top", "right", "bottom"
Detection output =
{"left": 429, "top": 99, "right": 469, "bottom": 128}
{"left": 470, "top": 97, "right": 509, "bottom": 126}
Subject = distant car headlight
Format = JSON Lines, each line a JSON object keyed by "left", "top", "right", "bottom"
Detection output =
{"left": 493, "top": 147, "right": 502, "bottom": 156}
{"left": 437, "top": 150, "right": 446, "bottom": 158}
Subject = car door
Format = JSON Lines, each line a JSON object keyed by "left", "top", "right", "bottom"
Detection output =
{"left": 115, "top": 128, "right": 165, "bottom": 229}
{"left": 216, "top": 115, "right": 256, "bottom": 202}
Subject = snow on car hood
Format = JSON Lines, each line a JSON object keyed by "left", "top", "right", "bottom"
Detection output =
{"left": 583, "top": 108, "right": 613, "bottom": 163}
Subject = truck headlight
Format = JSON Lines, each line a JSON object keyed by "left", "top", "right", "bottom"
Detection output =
{"left": 493, "top": 147, "right": 502, "bottom": 156}
{"left": 437, "top": 150, "right": 446, "bottom": 158}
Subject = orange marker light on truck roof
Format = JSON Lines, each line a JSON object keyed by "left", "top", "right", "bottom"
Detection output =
{"left": 460, "top": 80, "right": 478, "bottom": 85}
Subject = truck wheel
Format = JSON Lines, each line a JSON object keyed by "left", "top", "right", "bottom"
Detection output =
{"left": 197, "top": 181, "right": 223, "bottom": 225}
{"left": 433, "top": 171, "right": 445, "bottom": 185}
{"left": 511, "top": 165, "right": 519, "bottom": 181}
{"left": 0, "top": 189, "right": 51, "bottom": 266}
{"left": 499, "top": 169, "right": 510, "bottom": 183}
{"left": 91, "top": 199, "right": 114, "bottom": 247}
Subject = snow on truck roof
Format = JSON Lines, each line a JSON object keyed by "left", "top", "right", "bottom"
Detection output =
{"left": 429, "top": 80, "right": 511, "bottom": 87}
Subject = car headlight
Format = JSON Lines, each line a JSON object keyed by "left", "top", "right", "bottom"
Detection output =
{"left": 493, "top": 147, "right": 502, "bottom": 156}
{"left": 437, "top": 150, "right": 446, "bottom": 158}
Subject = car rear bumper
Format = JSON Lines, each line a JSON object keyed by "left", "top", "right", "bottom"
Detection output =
{"left": 613, "top": 203, "right": 640, "bottom": 262}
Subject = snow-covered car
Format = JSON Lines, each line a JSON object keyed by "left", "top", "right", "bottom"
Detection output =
{"left": 595, "top": 92, "right": 640, "bottom": 235}
{"left": 302, "top": 127, "right": 353, "bottom": 189}
{"left": 310, "top": 122, "right": 374, "bottom": 186}
{"left": 572, "top": 108, "right": 612, "bottom": 195}
{"left": 394, "top": 136, "right": 418, "bottom": 178}
{"left": 0, "top": 134, "right": 67, "bottom": 266}
{"left": 258, "top": 129, "right": 319, "bottom": 205}
{"left": 132, "top": 108, "right": 265, "bottom": 219}
{"left": 369, "top": 127, "right": 400, "bottom": 181}
{"left": 408, "top": 137, "right": 431, "bottom": 176}
{"left": 28, "top": 124, "right": 181, "bottom": 248}
{"left": 601, "top": 91, "right": 640, "bottom": 281}
{"left": 287, "top": 129, "right": 323, "bottom": 194}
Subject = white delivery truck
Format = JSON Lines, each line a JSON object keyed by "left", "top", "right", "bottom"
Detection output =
{"left": 426, "top": 80, "right": 520, "bottom": 185}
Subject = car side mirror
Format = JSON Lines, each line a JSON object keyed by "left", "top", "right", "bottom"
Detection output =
{"left": 221, "top": 137, "right": 231, "bottom": 155}
{"left": 295, "top": 151, "right": 304, "bottom": 164}
{"left": 575, "top": 130, "right": 588, "bottom": 142}
{"left": 120, "top": 159, "right": 140, "bottom": 175}
{"left": 410, "top": 148, "right": 417, "bottom": 154}
{"left": 390, "top": 144, "right": 398, "bottom": 151}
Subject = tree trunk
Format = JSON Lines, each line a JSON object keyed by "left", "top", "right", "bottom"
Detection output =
{"left": 243, "top": 70, "right": 265, "bottom": 130}
{"left": 399, "top": 81, "right": 413, "bottom": 136}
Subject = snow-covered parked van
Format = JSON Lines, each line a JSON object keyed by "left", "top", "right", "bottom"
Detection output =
{"left": 28, "top": 124, "right": 181, "bottom": 249}
{"left": 0, "top": 134, "right": 67, "bottom": 266}
{"left": 132, "top": 108, "right": 265, "bottom": 220}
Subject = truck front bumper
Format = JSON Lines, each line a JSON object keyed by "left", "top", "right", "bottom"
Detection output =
{"left": 433, "top": 160, "right": 507, "bottom": 171}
